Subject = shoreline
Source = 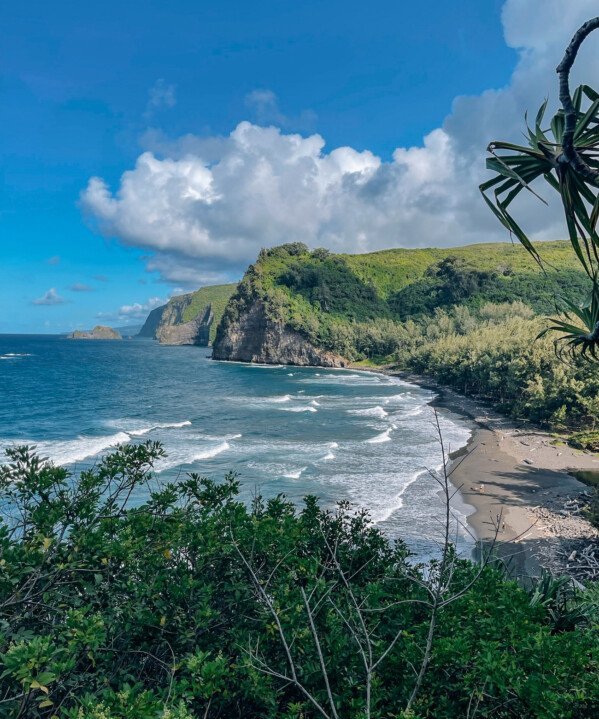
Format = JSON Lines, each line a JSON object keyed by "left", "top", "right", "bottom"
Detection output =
{"left": 391, "top": 370, "right": 599, "bottom": 580}
{"left": 213, "top": 356, "right": 599, "bottom": 579}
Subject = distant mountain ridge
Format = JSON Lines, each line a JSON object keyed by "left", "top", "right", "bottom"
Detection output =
{"left": 213, "top": 241, "right": 590, "bottom": 366}
{"left": 138, "top": 284, "right": 237, "bottom": 345}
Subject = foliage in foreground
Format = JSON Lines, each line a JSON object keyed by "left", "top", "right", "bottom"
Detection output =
{"left": 0, "top": 443, "right": 598, "bottom": 718}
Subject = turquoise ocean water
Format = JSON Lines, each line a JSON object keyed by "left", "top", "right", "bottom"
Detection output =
{"left": 0, "top": 335, "right": 474, "bottom": 557}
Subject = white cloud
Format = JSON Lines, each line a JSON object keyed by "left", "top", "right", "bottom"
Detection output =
{"left": 146, "top": 79, "right": 176, "bottom": 115}
{"left": 96, "top": 296, "right": 166, "bottom": 324}
{"left": 32, "top": 288, "right": 67, "bottom": 306}
{"left": 82, "top": 1, "right": 599, "bottom": 284}
{"left": 245, "top": 89, "right": 287, "bottom": 126}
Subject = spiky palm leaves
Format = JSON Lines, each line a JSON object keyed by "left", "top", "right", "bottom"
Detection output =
{"left": 539, "top": 284, "right": 599, "bottom": 361}
{"left": 481, "top": 17, "right": 599, "bottom": 361}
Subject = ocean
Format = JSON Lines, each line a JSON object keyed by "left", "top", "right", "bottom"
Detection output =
{"left": 0, "top": 335, "right": 474, "bottom": 558}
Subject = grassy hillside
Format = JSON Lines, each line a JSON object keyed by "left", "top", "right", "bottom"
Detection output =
{"left": 342, "top": 240, "right": 583, "bottom": 297}
{"left": 179, "top": 283, "right": 237, "bottom": 343}
{"left": 220, "top": 241, "right": 590, "bottom": 359}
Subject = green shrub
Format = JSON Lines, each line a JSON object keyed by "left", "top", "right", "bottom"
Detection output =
{"left": 1, "top": 444, "right": 598, "bottom": 718}
{"left": 570, "top": 431, "right": 599, "bottom": 452}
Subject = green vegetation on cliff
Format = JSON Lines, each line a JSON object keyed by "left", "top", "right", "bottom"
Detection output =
{"left": 217, "top": 241, "right": 589, "bottom": 358}
{"left": 181, "top": 284, "right": 237, "bottom": 344}
{"left": 139, "top": 284, "right": 237, "bottom": 344}
{"left": 2, "top": 443, "right": 598, "bottom": 719}
{"left": 69, "top": 325, "right": 122, "bottom": 340}
{"left": 216, "top": 243, "right": 599, "bottom": 440}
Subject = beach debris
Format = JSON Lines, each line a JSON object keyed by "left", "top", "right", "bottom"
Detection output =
{"left": 523, "top": 458, "right": 534, "bottom": 465}
{"left": 526, "top": 489, "right": 599, "bottom": 582}
{"left": 560, "top": 542, "right": 599, "bottom": 582}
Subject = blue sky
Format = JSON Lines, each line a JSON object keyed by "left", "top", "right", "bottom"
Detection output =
{"left": 1, "top": 0, "right": 588, "bottom": 332}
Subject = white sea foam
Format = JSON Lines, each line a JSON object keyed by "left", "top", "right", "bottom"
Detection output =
{"left": 268, "top": 394, "right": 291, "bottom": 403}
{"left": 348, "top": 405, "right": 388, "bottom": 418}
{"left": 280, "top": 406, "right": 317, "bottom": 413}
{"left": 155, "top": 440, "right": 231, "bottom": 473}
{"left": 2, "top": 432, "right": 132, "bottom": 466}
{"left": 366, "top": 428, "right": 392, "bottom": 444}
{"left": 322, "top": 451, "right": 335, "bottom": 461}
{"left": 195, "top": 441, "right": 230, "bottom": 459}
{"left": 246, "top": 363, "right": 285, "bottom": 369}
{"left": 282, "top": 467, "right": 306, "bottom": 479}
{"left": 189, "top": 432, "right": 242, "bottom": 442}
{"left": 127, "top": 420, "right": 192, "bottom": 436}
{"left": 310, "top": 400, "right": 321, "bottom": 407}
{"left": 0, "top": 353, "right": 33, "bottom": 360}
{"left": 301, "top": 372, "right": 384, "bottom": 386}
{"left": 384, "top": 392, "right": 424, "bottom": 405}
{"left": 371, "top": 469, "right": 428, "bottom": 524}
{"left": 329, "top": 442, "right": 339, "bottom": 448}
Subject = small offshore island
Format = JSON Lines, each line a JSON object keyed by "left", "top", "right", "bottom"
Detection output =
{"left": 68, "top": 325, "right": 122, "bottom": 340}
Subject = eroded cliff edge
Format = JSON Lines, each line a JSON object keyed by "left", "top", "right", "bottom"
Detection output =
{"left": 212, "top": 250, "right": 348, "bottom": 366}
{"left": 212, "top": 299, "right": 347, "bottom": 366}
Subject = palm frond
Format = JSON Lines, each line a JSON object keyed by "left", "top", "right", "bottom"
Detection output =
{"left": 481, "top": 83, "right": 599, "bottom": 361}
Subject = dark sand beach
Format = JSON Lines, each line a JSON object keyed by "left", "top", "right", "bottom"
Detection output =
{"left": 430, "top": 380, "right": 599, "bottom": 579}
{"left": 375, "top": 370, "right": 599, "bottom": 580}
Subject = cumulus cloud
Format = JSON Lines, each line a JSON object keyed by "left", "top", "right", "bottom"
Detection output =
{"left": 82, "top": 1, "right": 599, "bottom": 285}
{"left": 97, "top": 296, "right": 166, "bottom": 323}
{"left": 32, "top": 288, "right": 67, "bottom": 306}
{"left": 70, "top": 283, "right": 93, "bottom": 292}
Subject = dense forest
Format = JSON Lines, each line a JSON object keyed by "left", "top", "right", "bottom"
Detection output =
{"left": 1, "top": 444, "right": 598, "bottom": 718}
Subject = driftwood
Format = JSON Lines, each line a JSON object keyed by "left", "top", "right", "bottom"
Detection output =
{"left": 559, "top": 541, "right": 599, "bottom": 582}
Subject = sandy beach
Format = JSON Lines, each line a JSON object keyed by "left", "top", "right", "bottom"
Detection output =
{"left": 385, "top": 371, "right": 599, "bottom": 581}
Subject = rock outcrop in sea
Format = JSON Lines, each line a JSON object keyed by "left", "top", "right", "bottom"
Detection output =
{"left": 69, "top": 325, "right": 122, "bottom": 340}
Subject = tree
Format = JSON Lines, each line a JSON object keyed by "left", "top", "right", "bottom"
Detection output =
{"left": 481, "top": 17, "right": 599, "bottom": 360}
{"left": 2, "top": 441, "right": 598, "bottom": 718}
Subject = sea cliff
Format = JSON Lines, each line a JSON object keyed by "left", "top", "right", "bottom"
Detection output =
{"left": 138, "top": 284, "right": 236, "bottom": 346}
{"left": 212, "top": 299, "right": 347, "bottom": 366}
{"left": 211, "top": 240, "right": 587, "bottom": 367}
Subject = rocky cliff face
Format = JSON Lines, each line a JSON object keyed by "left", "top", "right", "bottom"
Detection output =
{"left": 212, "top": 301, "right": 347, "bottom": 367}
{"left": 137, "top": 306, "right": 166, "bottom": 338}
{"left": 69, "top": 325, "right": 122, "bottom": 340}
{"left": 137, "top": 284, "right": 236, "bottom": 345}
{"left": 157, "top": 306, "right": 214, "bottom": 346}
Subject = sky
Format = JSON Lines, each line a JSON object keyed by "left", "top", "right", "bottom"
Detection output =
{"left": 1, "top": 0, "right": 598, "bottom": 333}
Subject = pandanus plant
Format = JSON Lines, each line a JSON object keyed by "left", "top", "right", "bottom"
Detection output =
{"left": 481, "top": 17, "right": 599, "bottom": 360}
